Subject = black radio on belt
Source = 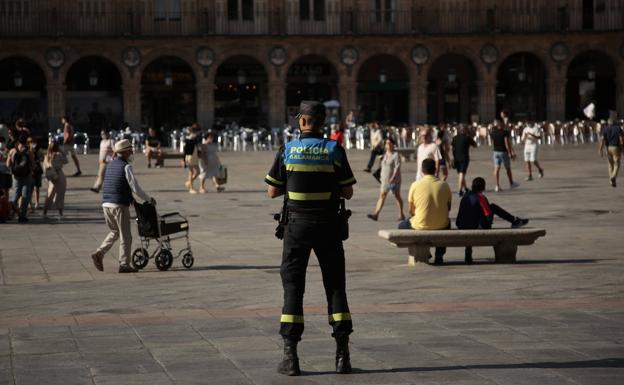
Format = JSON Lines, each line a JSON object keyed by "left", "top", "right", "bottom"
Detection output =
{"left": 274, "top": 195, "right": 288, "bottom": 240}
{"left": 338, "top": 199, "right": 351, "bottom": 241}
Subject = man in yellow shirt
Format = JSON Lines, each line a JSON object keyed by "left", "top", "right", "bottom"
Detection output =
{"left": 399, "top": 158, "right": 452, "bottom": 264}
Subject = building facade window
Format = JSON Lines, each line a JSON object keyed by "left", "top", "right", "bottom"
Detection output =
{"left": 0, "top": 0, "right": 30, "bottom": 16}
{"left": 154, "top": 0, "right": 181, "bottom": 21}
{"left": 300, "top": 0, "right": 325, "bottom": 21}
{"left": 228, "top": 0, "right": 254, "bottom": 21}
{"left": 373, "top": 0, "right": 395, "bottom": 23}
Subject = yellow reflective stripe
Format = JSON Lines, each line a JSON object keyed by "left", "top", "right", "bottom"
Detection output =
{"left": 288, "top": 191, "right": 332, "bottom": 200}
{"left": 280, "top": 314, "right": 304, "bottom": 323}
{"left": 286, "top": 164, "right": 335, "bottom": 172}
{"left": 328, "top": 313, "right": 352, "bottom": 322}
{"left": 339, "top": 177, "right": 356, "bottom": 185}
{"left": 265, "top": 174, "right": 284, "bottom": 185}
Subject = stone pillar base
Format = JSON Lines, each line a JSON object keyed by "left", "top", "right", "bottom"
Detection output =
{"left": 407, "top": 245, "right": 431, "bottom": 265}
{"left": 493, "top": 243, "right": 517, "bottom": 263}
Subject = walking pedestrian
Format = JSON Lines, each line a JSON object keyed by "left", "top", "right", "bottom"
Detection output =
{"left": 28, "top": 136, "right": 44, "bottom": 212}
{"left": 521, "top": 121, "right": 544, "bottom": 181}
{"left": 367, "top": 137, "right": 404, "bottom": 221}
{"left": 364, "top": 122, "right": 384, "bottom": 172}
{"left": 6, "top": 135, "right": 34, "bottom": 223}
{"left": 451, "top": 125, "right": 477, "bottom": 196}
{"left": 145, "top": 127, "right": 164, "bottom": 168}
{"left": 61, "top": 116, "right": 82, "bottom": 176}
{"left": 416, "top": 127, "right": 441, "bottom": 181}
{"left": 598, "top": 116, "right": 624, "bottom": 187}
{"left": 91, "top": 129, "right": 114, "bottom": 193}
{"left": 42, "top": 141, "right": 68, "bottom": 220}
{"left": 435, "top": 125, "right": 451, "bottom": 181}
{"left": 198, "top": 132, "right": 224, "bottom": 193}
{"left": 90, "top": 139, "right": 154, "bottom": 273}
{"left": 490, "top": 118, "right": 519, "bottom": 192}
{"left": 184, "top": 124, "right": 201, "bottom": 194}
{"left": 265, "top": 101, "right": 356, "bottom": 376}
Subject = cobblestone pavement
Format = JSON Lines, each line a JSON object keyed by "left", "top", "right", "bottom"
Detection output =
{"left": 1, "top": 144, "right": 623, "bottom": 385}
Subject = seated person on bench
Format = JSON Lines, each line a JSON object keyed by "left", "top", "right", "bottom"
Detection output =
{"left": 456, "top": 177, "right": 529, "bottom": 264}
{"left": 145, "top": 127, "right": 164, "bottom": 168}
{"left": 398, "top": 158, "right": 452, "bottom": 265}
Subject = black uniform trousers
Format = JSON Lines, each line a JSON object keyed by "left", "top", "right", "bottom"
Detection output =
{"left": 280, "top": 211, "right": 353, "bottom": 341}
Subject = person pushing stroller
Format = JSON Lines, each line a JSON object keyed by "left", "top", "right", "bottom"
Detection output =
{"left": 91, "top": 139, "right": 155, "bottom": 273}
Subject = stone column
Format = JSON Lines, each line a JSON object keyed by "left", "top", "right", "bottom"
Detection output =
{"left": 477, "top": 80, "right": 496, "bottom": 123}
{"left": 410, "top": 81, "right": 427, "bottom": 124}
{"left": 546, "top": 76, "right": 566, "bottom": 122}
{"left": 338, "top": 80, "right": 357, "bottom": 119}
{"left": 268, "top": 81, "right": 286, "bottom": 128}
{"left": 196, "top": 79, "right": 214, "bottom": 130}
{"left": 122, "top": 81, "right": 141, "bottom": 130}
{"left": 46, "top": 83, "right": 66, "bottom": 131}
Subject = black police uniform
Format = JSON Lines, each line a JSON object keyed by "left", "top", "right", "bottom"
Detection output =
{"left": 265, "top": 131, "right": 356, "bottom": 341}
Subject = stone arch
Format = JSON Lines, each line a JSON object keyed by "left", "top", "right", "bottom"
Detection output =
{"left": 496, "top": 52, "right": 548, "bottom": 121}
{"left": 356, "top": 53, "right": 410, "bottom": 124}
{"left": 60, "top": 53, "right": 128, "bottom": 86}
{"left": 0, "top": 55, "right": 49, "bottom": 133}
{"left": 426, "top": 53, "right": 479, "bottom": 124}
{"left": 565, "top": 49, "right": 617, "bottom": 120}
{"left": 138, "top": 50, "right": 199, "bottom": 83}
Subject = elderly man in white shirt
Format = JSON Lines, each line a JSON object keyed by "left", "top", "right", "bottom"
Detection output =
{"left": 91, "top": 139, "right": 153, "bottom": 273}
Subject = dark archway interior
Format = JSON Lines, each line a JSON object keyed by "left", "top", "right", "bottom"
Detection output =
{"left": 65, "top": 56, "right": 123, "bottom": 134}
{"left": 565, "top": 51, "right": 616, "bottom": 120}
{"left": 427, "top": 54, "right": 477, "bottom": 124}
{"left": 141, "top": 56, "right": 196, "bottom": 131}
{"left": 357, "top": 54, "right": 408, "bottom": 125}
{"left": 496, "top": 53, "right": 547, "bottom": 122}
{"left": 214, "top": 55, "right": 268, "bottom": 128}
{"left": 286, "top": 55, "right": 339, "bottom": 125}
{"left": 0, "top": 56, "right": 47, "bottom": 134}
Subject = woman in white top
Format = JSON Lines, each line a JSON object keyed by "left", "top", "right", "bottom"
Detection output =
{"left": 367, "top": 138, "right": 405, "bottom": 221}
{"left": 91, "top": 130, "right": 113, "bottom": 193}
{"left": 43, "top": 141, "right": 68, "bottom": 219}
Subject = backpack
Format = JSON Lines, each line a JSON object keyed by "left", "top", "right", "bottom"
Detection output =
{"left": 11, "top": 150, "right": 31, "bottom": 178}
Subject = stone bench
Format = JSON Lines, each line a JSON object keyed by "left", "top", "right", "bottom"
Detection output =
{"left": 159, "top": 151, "right": 184, "bottom": 167}
{"left": 378, "top": 228, "right": 547, "bottom": 265}
{"left": 395, "top": 147, "right": 416, "bottom": 161}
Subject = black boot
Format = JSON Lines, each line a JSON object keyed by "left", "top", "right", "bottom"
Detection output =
{"left": 277, "top": 338, "right": 301, "bottom": 376}
{"left": 335, "top": 335, "right": 352, "bottom": 374}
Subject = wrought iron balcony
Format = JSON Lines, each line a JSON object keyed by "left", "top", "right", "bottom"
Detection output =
{"left": 0, "top": 6, "right": 621, "bottom": 37}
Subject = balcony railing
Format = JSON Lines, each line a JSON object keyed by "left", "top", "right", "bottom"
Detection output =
{"left": 0, "top": 7, "right": 622, "bottom": 37}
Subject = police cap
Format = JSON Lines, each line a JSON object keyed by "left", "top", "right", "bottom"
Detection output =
{"left": 297, "top": 100, "right": 326, "bottom": 118}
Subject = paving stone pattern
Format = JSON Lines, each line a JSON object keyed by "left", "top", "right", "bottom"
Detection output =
{"left": 0, "top": 144, "right": 623, "bottom": 384}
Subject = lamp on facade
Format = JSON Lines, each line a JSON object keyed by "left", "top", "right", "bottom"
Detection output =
{"left": 587, "top": 65, "right": 596, "bottom": 80}
{"left": 518, "top": 70, "right": 526, "bottom": 82}
{"left": 307, "top": 73, "right": 317, "bottom": 84}
{"left": 88, "top": 69, "right": 99, "bottom": 87}
{"left": 164, "top": 71, "right": 173, "bottom": 87}
{"left": 237, "top": 69, "right": 246, "bottom": 85}
{"left": 447, "top": 68, "right": 457, "bottom": 83}
{"left": 379, "top": 69, "right": 387, "bottom": 84}
{"left": 13, "top": 71, "right": 23, "bottom": 88}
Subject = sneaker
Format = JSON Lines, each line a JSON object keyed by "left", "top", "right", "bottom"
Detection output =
{"left": 363, "top": 168, "right": 371, "bottom": 173}
{"left": 366, "top": 213, "right": 378, "bottom": 221}
{"left": 217, "top": 186, "right": 225, "bottom": 193}
{"left": 91, "top": 251, "right": 104, "bottom": 271}
{"left": 494, "top": 185, "right": 501, "bottom": 192}
{"left": 610, "top": 178, "right": 616, "bottom": 188}
{"left": 538, "top": 169, "right": 544, "bottom": 178}
{"left": 511, "top": 217, "right": 529, "bottom": 228}
{"left": 510, "top": 182, "right": 520, "bottom": 189}
{"left": 72, "top": 171, "right": 82, "bottom": 177}
{"left": 199, "top": 188, "right": 207, "bottom": 194}
{"left": 525, "top": 175, "right": 533, "bottom": 181}
{"left": 89, "top": 187, "right": 99, "bottom": 193}
{"left": 189, "top": 189, "right": 198, "bottom": 194}
{"left": 118, "top": 265, "right": 138, "bottom": 273}
{"left": 155, "top": 164, "right": 162, "bottom": 169}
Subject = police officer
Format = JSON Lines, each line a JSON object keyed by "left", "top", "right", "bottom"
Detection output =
{"left": 265, "top": 101, "right": 356, "bottom": 376}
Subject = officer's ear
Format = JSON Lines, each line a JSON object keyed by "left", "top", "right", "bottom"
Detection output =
{"left": 299, "top": 116, "right": 307, "bottom": 128}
